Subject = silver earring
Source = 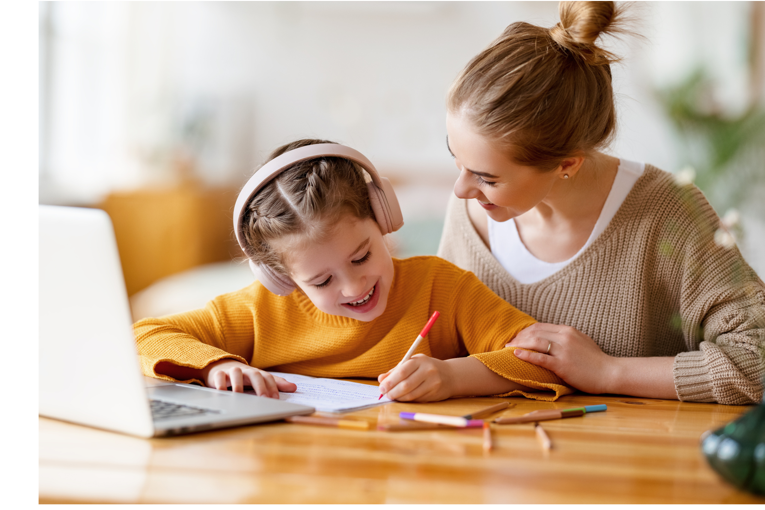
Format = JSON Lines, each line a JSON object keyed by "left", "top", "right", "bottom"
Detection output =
{"left": 563, "top": 174, "right": 569, "bottom": 179}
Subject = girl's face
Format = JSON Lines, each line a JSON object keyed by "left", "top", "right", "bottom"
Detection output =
{"left": 445, "top": 112, "right": 562, "bottom": 222}
{"left": 281, "top": 215, "right": 394, "bottom": 322}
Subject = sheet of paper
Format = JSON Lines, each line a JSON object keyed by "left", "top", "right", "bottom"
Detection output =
{"left": 245, "top": 372, "right": 391, "bottom": 413}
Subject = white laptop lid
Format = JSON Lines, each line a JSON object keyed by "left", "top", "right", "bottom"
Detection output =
{"left": 39, "top": 205, "right": 155, "bottom": 437}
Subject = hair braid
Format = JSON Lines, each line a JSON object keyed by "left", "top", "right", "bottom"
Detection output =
{"left": 240, "top": 139, "right": 375, "bottom": 277}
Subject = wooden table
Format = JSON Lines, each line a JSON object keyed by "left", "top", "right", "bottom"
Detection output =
{"left": 39, "top": 392, "right": 765, "bottom": 504}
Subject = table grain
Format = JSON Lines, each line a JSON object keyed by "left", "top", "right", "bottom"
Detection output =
{"left": 39, "top": 392, "right": 765, "bottom": 504}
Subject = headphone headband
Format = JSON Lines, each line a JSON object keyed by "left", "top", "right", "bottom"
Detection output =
{"left": 234, "top": 144, "right": 389, "bottom": 249}
{"left": 233, "top": 143, "right": 404, "bottom": 295}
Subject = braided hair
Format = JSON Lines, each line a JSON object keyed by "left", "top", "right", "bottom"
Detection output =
{"left": 241, "top": 139, "right": 375, "bottom": 277}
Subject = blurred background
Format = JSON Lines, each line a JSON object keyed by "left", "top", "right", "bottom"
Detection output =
{"left": 38, "top": 1, "right": 765, "bottom": 320}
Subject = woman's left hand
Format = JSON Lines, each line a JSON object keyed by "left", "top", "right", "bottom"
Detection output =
{"left": 506, "top": 322, "right": 615, "bottom": 395}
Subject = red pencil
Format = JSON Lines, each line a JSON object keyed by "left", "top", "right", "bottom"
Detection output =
{"left": 378, "top": 311, "right": 441, "bottom": 400}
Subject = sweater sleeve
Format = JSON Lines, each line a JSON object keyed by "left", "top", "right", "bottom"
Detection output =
{"left": 133, "top": 287, "right": 257, "bottom": 385}
{"left": 671, "top": 186, "right": 765, "bottom": 404}
{"left": 450, "top": 272, "right": 574, "bottom": 401}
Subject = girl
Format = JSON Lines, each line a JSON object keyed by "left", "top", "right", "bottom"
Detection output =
{"left": 438, "top": 1, "right": 764, "bottom": 404}
{"left": 134, "top": 139, "right": 571, "bottom": 402}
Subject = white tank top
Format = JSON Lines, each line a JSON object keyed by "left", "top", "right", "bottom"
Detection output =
{"left": 488, "top": 159, "right": 645, "bottom": 284}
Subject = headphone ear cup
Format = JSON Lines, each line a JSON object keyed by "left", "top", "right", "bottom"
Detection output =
{"left": 366, "top": 177, "right": 404, "bottom": 234}
{"left": 248, "top": 259, "right": 296, "bottom": 296}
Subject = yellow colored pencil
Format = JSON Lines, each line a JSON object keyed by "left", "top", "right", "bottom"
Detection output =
{"left": 286, "top": 415, "right": 369, "bottom": 430}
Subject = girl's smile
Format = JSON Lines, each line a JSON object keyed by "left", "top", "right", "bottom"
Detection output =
{"left": 341, "top": 281, "right": 379, "bottom": 313}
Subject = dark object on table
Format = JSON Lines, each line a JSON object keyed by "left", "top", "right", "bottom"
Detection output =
{"left": 701, "top": 402, "right": 765, "bottom": 495}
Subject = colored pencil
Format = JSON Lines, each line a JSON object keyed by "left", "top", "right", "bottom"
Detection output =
{"left": 561, "top": 404, "right": 607, "bottom": 414}
{"left": 378, "top": 403, "right": 514, "bottom": 432}
{"left": 377, "top": 421, "right": 452, "bottom": 432}
{"left": 483, "top": 421, "right": 493, "bottom": 452}
{"left": 463, "top": 402, "right": 512, "bottom": 420}
{"left": 535, "top": 423, "right": 552, "bottom": 450}
{"left": 378, "top": 311, "right": 441, "bottom": 400}
{"left": 493, "top": 408, "right": 584, "bottom": 425}
{"left": 285, "top": 415, "right": 370, "bottom": 430}
{"left": 378, "top": 404, "right": 509, "bottom": 432}
{"left": 400, "top": 412, "right": 483, "bottom": 428}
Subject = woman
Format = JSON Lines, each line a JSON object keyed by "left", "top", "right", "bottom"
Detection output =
{"left": 438, "top": 1, "right": 764, "bottom": 404}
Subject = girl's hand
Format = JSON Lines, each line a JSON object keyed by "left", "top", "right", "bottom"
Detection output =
{"left": 377, "top": 354, "right": 455, "bottom": 402}
{"left": 506, "top": 323, "right": 615, "bottom": 395}
{"left": 201, "top": 359, "right": 297, "bottom": 399}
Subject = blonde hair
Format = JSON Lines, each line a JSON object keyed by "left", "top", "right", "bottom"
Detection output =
{"left": 241, "top": 139, "right": 374, "bottom": 276}
{"left": 447, "top": 1, "right": 633, "bottom": 170}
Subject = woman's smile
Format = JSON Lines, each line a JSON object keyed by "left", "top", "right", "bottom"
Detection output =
{"left": 477, "top": 199, "right": 497, "bottom": 210}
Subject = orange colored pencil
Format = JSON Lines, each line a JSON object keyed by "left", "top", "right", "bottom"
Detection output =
{"left": 483, "top": 421, "right": 493, "bottom": 452}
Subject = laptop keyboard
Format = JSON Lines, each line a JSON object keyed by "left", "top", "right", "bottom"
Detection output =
{"left": 150, "top": 399, "right": 220, "bottom": 421}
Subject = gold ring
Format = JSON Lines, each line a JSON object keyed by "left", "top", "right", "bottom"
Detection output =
{"left": 546, "top": 342, "right": 551, "bottom": 354}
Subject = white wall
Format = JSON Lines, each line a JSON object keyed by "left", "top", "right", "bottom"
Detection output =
{"left": 40, "top": 1, "right": 765, "bottom": 272}
{"left": 44, "top": 1, "right": 755, "bottom": 185}
{"left": 165, "top": 2, "right": 558, "bottom": 183}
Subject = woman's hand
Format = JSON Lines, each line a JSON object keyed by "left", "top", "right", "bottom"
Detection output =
{"left": 201, "top": 359, "right": 297, "bottom": 399}
{"left": 507, "top": 323, "right": 615, "bottom": 395}
{"left": 377, "top": 354, "right": 455, "bottom": 402}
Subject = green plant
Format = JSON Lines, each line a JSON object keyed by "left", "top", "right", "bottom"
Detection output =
{"left": 656, "top": 69, "right": 765, "bottom": 213}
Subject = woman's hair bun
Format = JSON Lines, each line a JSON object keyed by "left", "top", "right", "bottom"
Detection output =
{"left": 550, "top": 1, "right": 625, "bottom": 64}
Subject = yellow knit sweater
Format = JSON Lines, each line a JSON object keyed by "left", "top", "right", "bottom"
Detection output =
{"left": 134, "top": 256, "right": 572, "bottom": 401}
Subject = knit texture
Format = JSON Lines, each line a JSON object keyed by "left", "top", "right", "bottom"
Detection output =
{"left": 134, "top": 256, "right": 573, "bottom": 401}
{"left": 437, "top": 164, "right": 765, "bottom": 405}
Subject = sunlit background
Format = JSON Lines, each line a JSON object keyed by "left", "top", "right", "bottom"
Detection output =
{"left": 38, "top": 1, "right": 765, "bottom": 320}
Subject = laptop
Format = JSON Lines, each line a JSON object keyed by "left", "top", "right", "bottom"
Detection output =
{"left": 39, "top": 205, "right": 314, "bottom": 437}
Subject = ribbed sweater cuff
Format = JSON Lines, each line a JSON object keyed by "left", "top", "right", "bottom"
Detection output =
{"left": 141, "top": 352, "right": 248, "bottom": 386}
{"left": 673, "top": 351, "right": 715, "bottom": 402}
{"left": 471, "top": 349, "right": 574, "bottom": 402}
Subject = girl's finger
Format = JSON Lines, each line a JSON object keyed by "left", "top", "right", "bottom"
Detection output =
{"left": 261, "top": 373, "right": 280, "bottom": 399}
{"left": 229, "top": 366, "right": 244, "bottom": 393}
{"left": 388, "top": 361, "right": 435, "bottom": 401}
{"left": 379, "top": 361, "right": 419, "bottom": 396}
{"left": 274, "top": 376, "right": 297, "bottom": 394}
{"left": 401, "top": 363, "right": 446, "bottom": 402}
{"left": 213, "top": 369, "right": 228, "bottom": 391}
{"left": 387, "top": 372, "right": 427, "bottom": 402}
{"left": 245, "top": 371, "right": 269, "bottom": 398}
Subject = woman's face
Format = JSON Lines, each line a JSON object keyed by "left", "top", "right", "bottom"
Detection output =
{"left": 445, "top": 112, "right": 562, "bottom": 222}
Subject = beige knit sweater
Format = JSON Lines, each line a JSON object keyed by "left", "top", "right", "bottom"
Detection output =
{"left": 437, "top": 164, "right": 765, "bottom": 405}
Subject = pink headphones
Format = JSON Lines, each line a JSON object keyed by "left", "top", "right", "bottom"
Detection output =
{"left": 233, "top": 143, "right": 404, "bottom": 296}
